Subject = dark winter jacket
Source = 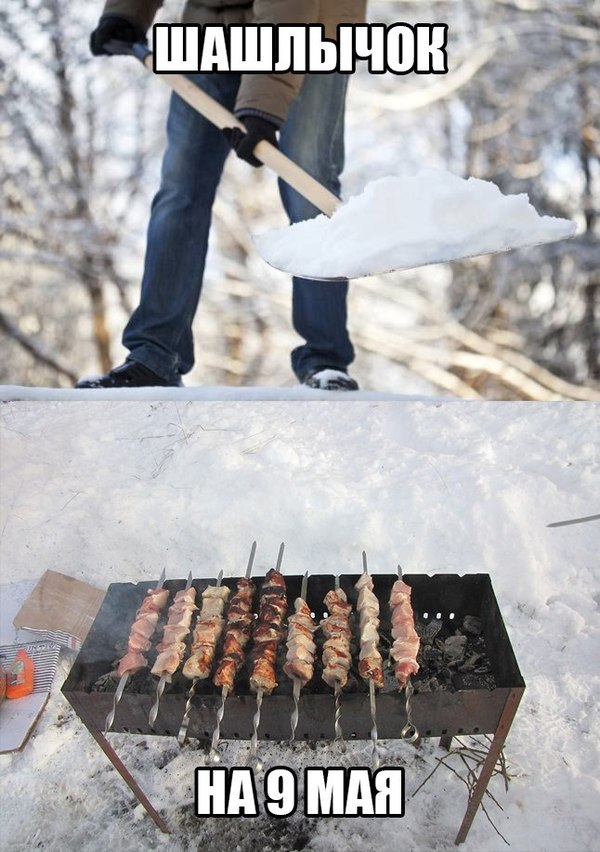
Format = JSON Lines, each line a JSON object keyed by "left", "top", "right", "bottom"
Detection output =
{"left": 100, "top": 1, "right": 367, "bottom": 123}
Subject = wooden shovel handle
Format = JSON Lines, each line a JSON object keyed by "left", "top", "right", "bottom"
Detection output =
{"left": 140, "top": 53, "right": 341, "bottom": 217}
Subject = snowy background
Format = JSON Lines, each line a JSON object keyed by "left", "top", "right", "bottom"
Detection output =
{"left": 0, "top": 398, "right": 598, "bottom": 851}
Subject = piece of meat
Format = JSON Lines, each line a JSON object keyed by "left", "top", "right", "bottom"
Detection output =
{"left": 117, "top": 651, "right": 147, "bottom": 677}
{"left": 249, "top": 573, "right": 287, "bottom": 695}
{"left": 182, "top": 648, "right": 215, "bottom": 679}
{"left": 325, "top": 645, "right": 350, "bottom": 665}
{"left": 283, "top": 658, "right": 313, "bottom": 682}
{"left": 130, "top": 612, "right": 159, "bottom": 639}
{"left": 359, "top": 607, "right": 379, "bottom": 629}
{"left": 389, "top": 579, "right": 420, "bottom": 688}
{"left": 159, "top": 625, "right": 189, "bottom": 646}
{"left": 322, "top": 664, "right": 350, "bottom": 689}
{"left": 182, "top": 583, "right": 231, "bottom": 680}
{"left": 155, "top": 638, "right": 187, "bottom": 655}
{"left": 190, "top": 617, "right": 225, "bottom": 645}
{"left": 390, "top": 580, "right": 413, "bottom": 607}
{"left": 149, "top": 586, "right": 198, "bottom": 678}
{"left": 202, "top": 586, "right": 231, "bottom": 601}
{"left": 249, "top": 654, "right": 278, "bottom": 693}
{"left": 151, "top": 648, "right": 183, "bottom": 677}
{"left": 212, "top": 577, "right": 256, "bottom": 692}
{"left": 360, "top": 620, "right": 380, "bottom": 644}
{"left": 320, "top": 585, "right": 352, "bottom": 690}
{"left": 354, "top": 573, "right": 373, "bottom": 592}
{"left": 114, "top": 584, "right": 170, "bottom": 680}
{"left": 324, "top": 588, "right": 352, "bottom": 615}
{"left": 359, "top": 657, "right": 384, "bottom": 689}
{"left": 355, "top": 573, "right": 384, "bottom": 689}
{"left": 357, "top": 586, "right": 379, "bottom": 611}
{"left": 393, "top": 659, "right": 419, "bottom": 687}
{"left": 196, "top": 598, "right": 226, "bottom": 618}
{"left": 137, "top": 588, "right": 169, "bottom": 614}
{"left": 213, "top": 658, "right": 238, "bottom": 691}
{"left": 287, "top": 633, "right": 316, "bottom": 655}
{"left": 126, "top": 632, "right": 152, "bottom": 653}
{"left": 173, "top": 588, "right": 197, "bottom": 605}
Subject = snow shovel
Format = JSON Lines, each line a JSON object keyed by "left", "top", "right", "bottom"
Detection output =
{"left": 108, "top": 41, "right": 340, "bottom": 217}
{"left": 109, "top": 42, "right": 576, "bottom": 281}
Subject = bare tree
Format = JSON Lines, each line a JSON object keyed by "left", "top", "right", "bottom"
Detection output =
{"left": 0, "top": 0, "right": 160, "bottom": 385}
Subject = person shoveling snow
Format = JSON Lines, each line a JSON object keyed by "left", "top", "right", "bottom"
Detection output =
{"left": 76, "top": 3, "right": 575, "bottom": 392}
{"left": 254, "top": 168, "right": 576, "bottom": 280}
{"left": 76, "top": 1, "right": 367, "bottom": 392}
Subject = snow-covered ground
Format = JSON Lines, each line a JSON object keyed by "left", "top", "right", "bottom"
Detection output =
{"left": 0, "top": 399, "right": 598, "bottom": 852}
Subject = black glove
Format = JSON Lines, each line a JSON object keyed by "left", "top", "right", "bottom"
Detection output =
{"left": 90, "top": 14, "right": 146, "bottom": 57}
{"left": 223, "top": 115, "right": 279, "bottom": 168}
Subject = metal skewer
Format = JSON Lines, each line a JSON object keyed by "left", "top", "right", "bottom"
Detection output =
{"left": 208, "top": 542, "right": 257, "bottom": 762}
{"left": 247, "top": 542, "right": 284, "bottom": 771}
{"left": 177, "top": 678, "right": 198, "bottom": 745}
{"left": 248, "top": 689, "right": 264, "bottom": 771}
{"left": 332, "top": 574, "right": 346, "bottom": 752}
{"left": 369, "top": 678, "right": 380, "bottom": 770}
{"left": 334, "top": 683, "right": 345, "bottom": 752}
{"left": 104, "top": 674, "right": 128, "bottom": 736}
{"left": 289, "top": 571, "right": 308, "bottom": 744}
{"left": 362, "top": 552, "right": 380, "bottom": 770}
{"left": 396, "top": 564, "right": 420, "bottom": 743}
{"left": 105, "top": 567, "right": 166, "bottom": 735}
{"left": 275, "top": 542, "right": 285, "bottom": 572}
{"left": 400, "top": 679, "right": 419, "bottom": 743}
{"left": 149, "top": 570, "right": 193, "bottom": 729}
{"left": 176, "top": 568, "right": 224, "bottom": 744}
{"left": 208, "top": 685, "right": 229, "bottom": 763}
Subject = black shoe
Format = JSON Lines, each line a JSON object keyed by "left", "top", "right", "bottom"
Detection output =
{"left": 302, "top": 368, "right": 359, "bottom": 391}
{"left": 75, "top": 361, "right": 182, "bottom": 388}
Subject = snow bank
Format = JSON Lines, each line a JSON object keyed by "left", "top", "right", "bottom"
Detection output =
{"left": 0, "top": 385, "right": 431, "bottom": 403}
{"left": 255, "top": 169, "right": 577, "bottom": 279}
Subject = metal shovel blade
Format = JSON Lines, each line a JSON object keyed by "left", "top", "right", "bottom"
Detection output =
{"left": 253, "top": 230, "right": 578, "bottom": 282}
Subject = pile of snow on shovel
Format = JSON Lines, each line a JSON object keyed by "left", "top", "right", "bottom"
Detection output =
{"left": 255, "top": 168, "right": 576, "bottom": 279}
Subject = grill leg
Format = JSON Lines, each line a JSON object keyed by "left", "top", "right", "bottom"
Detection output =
{"left": 454, "top": 687, "right": 523, "bottom": 845}
{"left": 439, "top": 735, "right": 453, "bottom": 751}
{"left": 88, "top": 727, "right": 170, "bottom": 834}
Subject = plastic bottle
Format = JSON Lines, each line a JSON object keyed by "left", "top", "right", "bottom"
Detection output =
{"left": 6, "top": 649, "right": 35, "bottom": 699}
{"left": 0, "top": 655, "right": 6, "bottom": 704}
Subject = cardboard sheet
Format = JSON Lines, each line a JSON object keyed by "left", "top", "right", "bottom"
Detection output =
{"left": 13, "top": 570, "right": 105, "bottom": 650}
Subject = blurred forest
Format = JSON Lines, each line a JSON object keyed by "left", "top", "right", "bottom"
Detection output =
{"left": 1, "top": 0, "right": 599, "bottom": 398}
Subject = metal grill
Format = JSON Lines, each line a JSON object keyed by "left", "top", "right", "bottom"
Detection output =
{"left": 62, "top": 573, "right": 524, "bottom": 741}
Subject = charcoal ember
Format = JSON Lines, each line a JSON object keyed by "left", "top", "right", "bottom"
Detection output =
{"left": 379, "top": 632, "right": 392, "bottom": 650}
{"left": 417, "top": 619, "right": 443, "bottom": 643}
{"left": 92, "top": 672, "right": 119, "bottom": 692}
{"left": 419, "top": 645, "right": 443, "bottom": 666}
{"left": 453, "top": 671, "right": 496, "bottom": 691}
{"left": 443, "top": 635, "right": 467, "bottom": 664}
{"left": 457, "top": 653, "right": 483, "bottom": 672}
{"left": 437, "top": 667, "right": 454, "bottom": 688}
{"left": 413, "top": 676, "right": 439, "bottom": 693}
{"left": 462, "top": 615, "right": 483, "bottom": 636}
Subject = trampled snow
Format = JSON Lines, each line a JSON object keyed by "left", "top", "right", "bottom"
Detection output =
{"left": 0, "top": 400, "right": 598, "bottom": 852}
{"left": 254, "top": 169, "right": 577, "bottom": 279}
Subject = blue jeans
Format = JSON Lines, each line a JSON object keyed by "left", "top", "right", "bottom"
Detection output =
{"left": 123, "top": 72, "right": 355, "bottom": 383}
